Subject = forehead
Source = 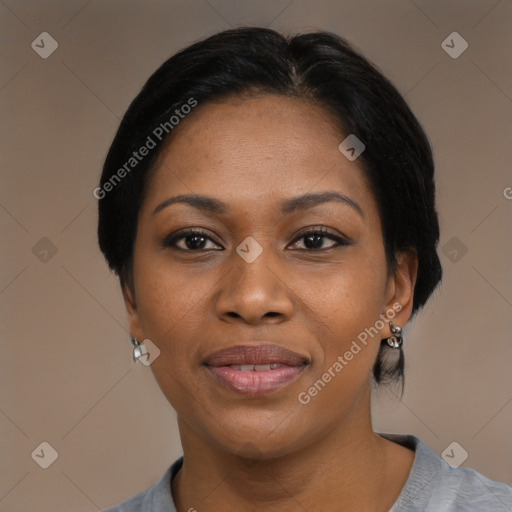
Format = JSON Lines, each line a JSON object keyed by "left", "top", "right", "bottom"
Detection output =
{"left": 142, "top": 94, "right": 376, "bottom": 218}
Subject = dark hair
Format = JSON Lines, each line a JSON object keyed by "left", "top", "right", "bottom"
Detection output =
{"left": 97, "top": 27, "right": 442, "bottom": 390}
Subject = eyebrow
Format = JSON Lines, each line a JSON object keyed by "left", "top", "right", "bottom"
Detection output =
{"left": 151, "top": 191, "right": 364, "bottom": 218}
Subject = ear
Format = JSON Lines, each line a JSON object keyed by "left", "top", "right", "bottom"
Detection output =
{"left": 382, "top": 249, "right": 418, "bottom": 337}
{"left": 121, "top": 278, "right": 145, "bottom": 342}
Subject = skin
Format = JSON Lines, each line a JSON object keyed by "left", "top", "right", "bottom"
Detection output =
{"left": 122, "top": 94, "right": 418, "bottom": 512}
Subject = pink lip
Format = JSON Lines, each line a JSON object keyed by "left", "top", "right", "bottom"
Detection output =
{"left": 204, "top": 344, "right": 309, "bottom": 397}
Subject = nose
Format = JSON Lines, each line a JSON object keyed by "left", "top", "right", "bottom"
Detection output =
{"left": 214, "top": 246, "right": 294, "bottom": 325}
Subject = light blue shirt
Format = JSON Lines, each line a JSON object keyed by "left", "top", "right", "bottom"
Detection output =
{"left": 103, "top": 433, "right": 512, "bottom": 511}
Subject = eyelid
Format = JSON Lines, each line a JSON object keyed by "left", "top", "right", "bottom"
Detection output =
{"left": 162, "top": 228, "right": 223, "bottom": 249}
{"left": 289, "top": 225, "right": 351, "bottom": 248}
{"left": 163, "top": 225, "right": 351, "bottom": 251}
{"left": 291, "top": 225, "right": 347, "bottom": 240}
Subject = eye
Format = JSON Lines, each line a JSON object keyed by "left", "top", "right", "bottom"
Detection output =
{"left": 163, "top": 226, "right": 350, "bottom": 252}
{"left": 288, "top": 226, "right": 350, "bottom": 251}
{"left": 163, "top": 229, "right": 223, "bottom": 251}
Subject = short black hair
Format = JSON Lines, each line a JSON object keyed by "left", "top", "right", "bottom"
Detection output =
{"left": 97, "top": 27, "right": 442, "bottom": 390}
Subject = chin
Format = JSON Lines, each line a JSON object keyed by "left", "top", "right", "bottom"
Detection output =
{"left": 204, "top": 408, "right": 310, "bottom": 459}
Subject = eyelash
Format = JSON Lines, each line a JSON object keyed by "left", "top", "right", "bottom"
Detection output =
{"left": 162, "top": 226, "right": 350, "bottom": 252}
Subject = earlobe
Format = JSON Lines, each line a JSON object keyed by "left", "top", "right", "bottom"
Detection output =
{"left": 384, "top": 249, "right": 418, "bottom": 331}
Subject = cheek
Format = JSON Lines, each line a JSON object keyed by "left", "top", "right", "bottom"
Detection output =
{"left": 133, "top": 253, "right": 217, "bottom": 358}
{"left": 134, "top": 266, "right": 213, "bottom": 408}
{"left": 295, "top": 277, "right": 385, "bottom": 416}
{"left": 305, "top": 254, "right": 387, "bottom": 331}
{"left": 298, "top": 255, "right": 387, "bottom": 381}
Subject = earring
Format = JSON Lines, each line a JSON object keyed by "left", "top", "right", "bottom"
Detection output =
{"left": 385, "top": 321, "right": 403, "bottom": 349}
{"left": 130, "top": 336, "right": 143, "bottom": 362}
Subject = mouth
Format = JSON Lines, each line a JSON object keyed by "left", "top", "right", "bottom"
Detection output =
{"left": 203, "top": 344, "right": 310, "bottom": 397}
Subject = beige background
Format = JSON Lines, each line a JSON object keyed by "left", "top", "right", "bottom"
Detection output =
{"left": 1, "top": 1, "right": 511, "bottom": 511}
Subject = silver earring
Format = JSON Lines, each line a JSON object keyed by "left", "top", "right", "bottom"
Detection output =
{"left": 385, "top": 321, "right": 403, "bottom": 349}
{"left": 130, "top": 336, "right": 143, "bottom": 362}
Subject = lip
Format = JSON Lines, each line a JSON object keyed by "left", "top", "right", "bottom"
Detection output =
{"left": 204, "top": 344, "right": 310, "bottom": 397}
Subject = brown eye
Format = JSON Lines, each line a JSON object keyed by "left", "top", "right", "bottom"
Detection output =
{"left": 288, "top": 227, "right": 350, "bottom": 251}
{"left": 163, "top": 229, "right": 223, "bottom": 251}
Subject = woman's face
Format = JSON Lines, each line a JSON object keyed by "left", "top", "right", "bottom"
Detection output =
{"left": 124, "top": 94, "right": 415, "bottom": 458}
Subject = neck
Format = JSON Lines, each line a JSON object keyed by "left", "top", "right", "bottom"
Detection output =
{"left": 172, "top": 385, "right": 408, "bottom": 512}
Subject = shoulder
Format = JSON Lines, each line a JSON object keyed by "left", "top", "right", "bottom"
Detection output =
{"left": 426, "top": 462, "right": 512, "bottom": 511}
{"left": 381, "top": 434, "right": 512, "bottom": 512}
{"left": 102, "top": 489, "right": 146, "bottom": 512}
{"left": 102, "top": 457, "right": 182, "bottom": 512}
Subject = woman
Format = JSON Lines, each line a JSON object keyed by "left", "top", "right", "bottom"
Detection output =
{"left": 97, "top": 27, "right": 512, "bottom": 512}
